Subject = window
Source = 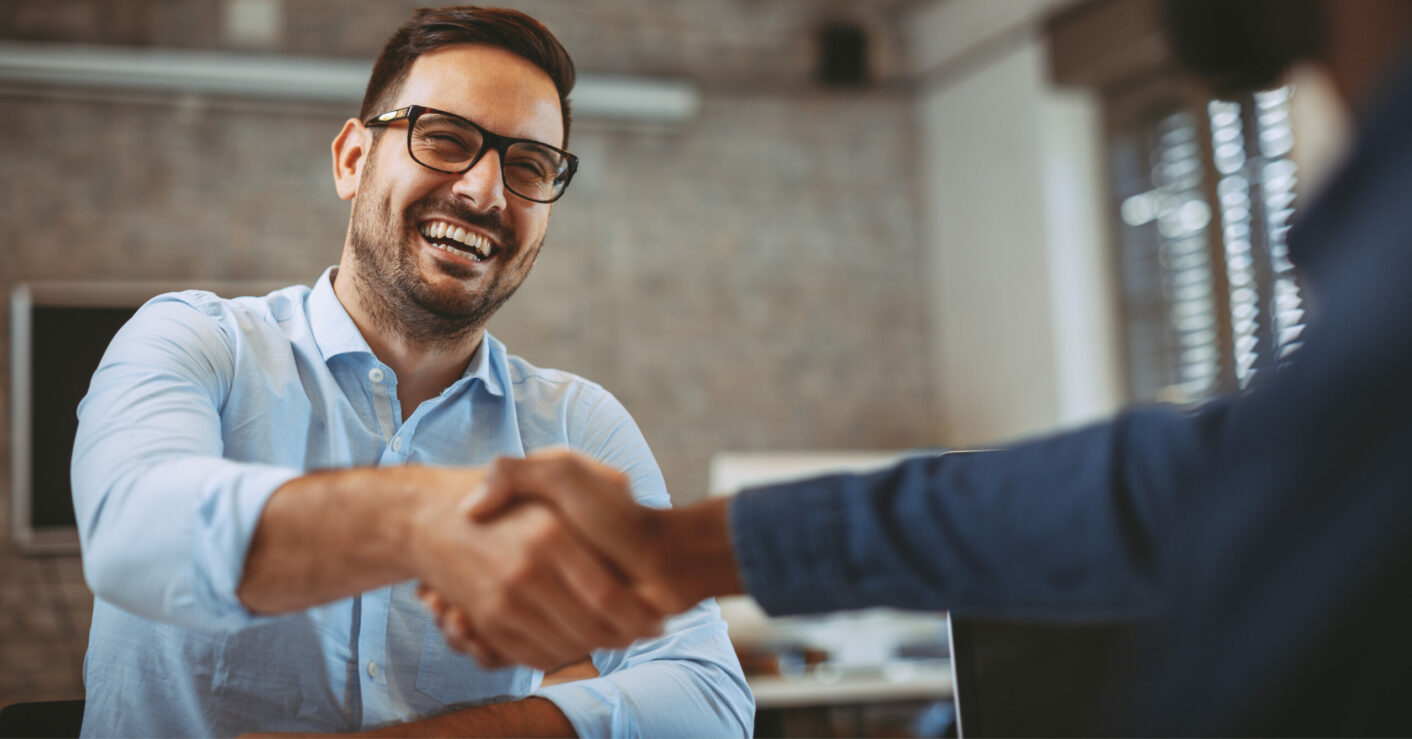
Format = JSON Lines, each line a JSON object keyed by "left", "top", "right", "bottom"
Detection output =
{"left": 1046, "top": 0, "right": 1313, "bottom": 406}
{"left": 1107, "top": 84, "right": 1305, "bottom": 403}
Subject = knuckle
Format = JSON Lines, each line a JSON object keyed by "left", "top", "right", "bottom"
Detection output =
{"left": 505, "top": 552, "right": 551, "bottom": 589}
{"left": 479, "top": 590, "right": 513, "bottom": 620}
{"left": 593, "top": 621, "right": 627, "bottom": 645}
{"left": 588, "top": 583, "right": 619, "bottom": 612}
{"left": 525, "top": 512, "right": 565, "bottom": 546}
{"left": 548, "top": 452, "right": 578, "bottom": 476}
{"left": 489, "top": 456, "right": 517, "bottom": 479}
{"left": 504, "top": 560, "right": 535, "bottom": 588}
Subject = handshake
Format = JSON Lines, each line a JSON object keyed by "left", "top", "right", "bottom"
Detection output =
{"left": 411, "top": 448, "right": 743, "bottom": 671}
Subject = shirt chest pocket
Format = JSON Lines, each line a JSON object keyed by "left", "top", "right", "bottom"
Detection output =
{"left": 415, "top": 621, "right": 537, "bottom": 706}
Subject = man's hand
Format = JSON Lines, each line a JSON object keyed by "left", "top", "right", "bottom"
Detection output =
{"left": 238, "top": 464, "right": 663, "bottom": 672}
{"left": 474, "top": 453, "right": 697, "bottom": 612}
{"left": 419, "top": 449, "right": 743, "bottom": 661}
{"left": 408, "top": 468, "right": 665, "bottom": 670}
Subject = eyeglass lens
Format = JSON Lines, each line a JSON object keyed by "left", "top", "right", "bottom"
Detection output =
{"left": 410, "top": 112, "right": 569, "bottom": 201}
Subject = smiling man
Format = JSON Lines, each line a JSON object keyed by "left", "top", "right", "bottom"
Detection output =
{"left": 70, "top": 7, "right": 751, "bottom": 737}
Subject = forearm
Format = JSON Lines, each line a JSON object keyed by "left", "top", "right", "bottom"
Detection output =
{"left": 658, "top": 498, "right": 745, "bottom": 606}
{"left": 238, "top": 465, "right": 470, "bottom": 614}
{"left": 354, "top": 697, "right": 574, "bottom": 738}
{"left": 730, "top": 406, "right": 1210, "bottom": 619}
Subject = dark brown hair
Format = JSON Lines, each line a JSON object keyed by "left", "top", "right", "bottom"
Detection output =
{"left": 361, "top": 6, "right": 576, "bottom": 145}
{"left": 1164, "top": 0, "right": 1324, "bottom": 96}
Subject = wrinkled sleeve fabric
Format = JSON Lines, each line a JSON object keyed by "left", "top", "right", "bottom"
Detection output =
{"left": 729, "top": 400, "right": 1231, "bottom": 621}
{"left": 71, "top": 296, "right": 301, "bottom": 632}
{"left": 534, "top": 384, "right": 754, "bottom": 738}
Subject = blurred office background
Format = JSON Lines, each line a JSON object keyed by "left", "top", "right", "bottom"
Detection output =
{"left": 0, "top": 0, "right": 1348, "bottom": 734}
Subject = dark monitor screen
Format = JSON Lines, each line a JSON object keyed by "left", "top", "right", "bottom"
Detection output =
{"left": 10, "top": 279, "right": 294, "bottom": 553}
{"left": 27, "top": 305, "right": 139, "bottom": 536}
{"left": 949, "top": 617, "right": 1139, "bottom": 738}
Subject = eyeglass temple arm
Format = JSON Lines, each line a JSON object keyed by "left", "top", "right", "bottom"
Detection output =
{"left": 365, "top": 107, "right": 414, "bottom": 127}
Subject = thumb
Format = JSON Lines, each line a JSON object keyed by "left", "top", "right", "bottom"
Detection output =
{"left": 460, "top": 477, "right": 513, "bottom": 522}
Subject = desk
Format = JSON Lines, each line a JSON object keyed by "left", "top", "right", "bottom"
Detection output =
{"left": 748, "top": 659, "right": 953, "bottom": 709}
{"left": 748, "top": 660, "right": 954, "bottom": 737}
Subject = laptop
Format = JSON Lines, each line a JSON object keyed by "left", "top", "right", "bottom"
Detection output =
{"left": 947, "top": 616, "right": 1139, "bottom": 737}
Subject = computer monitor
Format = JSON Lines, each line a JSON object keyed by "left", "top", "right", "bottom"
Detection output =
{"left": 9, "top": 279, "right": 294, "bottom": 553}
{"left": 948, "top": 616, "right": 1139, "bottom": 738}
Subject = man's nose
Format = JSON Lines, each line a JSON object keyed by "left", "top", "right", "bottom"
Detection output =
{"left": 452, "top": 148, "right": 507, "bottom": 212}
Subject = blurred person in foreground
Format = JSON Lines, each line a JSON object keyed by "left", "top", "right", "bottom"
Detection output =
{"left": 444, "top": 0, "right": 1412, "bottom": 734}
{"left": 70, "top": 5, "right": 750, "bottom": 737}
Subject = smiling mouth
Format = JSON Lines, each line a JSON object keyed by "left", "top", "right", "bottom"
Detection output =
{"left": 419, "top": 220, "right": 497, "bottom": 262}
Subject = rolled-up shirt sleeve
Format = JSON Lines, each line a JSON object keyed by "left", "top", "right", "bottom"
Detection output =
{"left": 71, "top": 297, "right": 300, "bottom": 632}
{"left": 534, "top": 383, "right": 754, "bottom": 737}
{"left": 536, "top": 603, "right": 753, "bottom": 737}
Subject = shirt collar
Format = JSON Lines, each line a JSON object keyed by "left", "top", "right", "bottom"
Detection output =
{"left": 308, "top": 266, "right": 375, "bottom": 361}
{"left": 307, "top": 265, "right": 508, "bottom": 398}
{"left": 461, "top": 331, "right": 508, "bottom": 398}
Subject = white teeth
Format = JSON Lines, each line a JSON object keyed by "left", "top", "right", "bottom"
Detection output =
{"left": 422, "top": 221, "right": 493, "bottom": 260}
{"left": 433, "top": 242, "right": 476, "bottom": 260}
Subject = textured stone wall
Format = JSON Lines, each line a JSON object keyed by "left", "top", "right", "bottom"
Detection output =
{"left": 0, "top": 0, "right": 934, "bottom": 514}
{"left": 0, "top": 0, "right": 938, "bottom": 707}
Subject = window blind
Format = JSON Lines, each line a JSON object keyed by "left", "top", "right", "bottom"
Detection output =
{"left": 1110, "top": 87, "right": 1305, "bottom": 403}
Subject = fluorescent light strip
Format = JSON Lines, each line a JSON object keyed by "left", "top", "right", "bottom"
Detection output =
{"left": 0, "top": 41, "right": 699, "bottom": 123}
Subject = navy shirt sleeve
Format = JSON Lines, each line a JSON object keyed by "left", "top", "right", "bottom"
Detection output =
{"left": 730, "top": 401, "right": 1230, "bottom": 621}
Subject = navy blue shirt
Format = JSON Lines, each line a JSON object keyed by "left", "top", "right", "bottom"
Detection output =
{"left": 731, "top": 51, "right": 1412, "bottom": 735}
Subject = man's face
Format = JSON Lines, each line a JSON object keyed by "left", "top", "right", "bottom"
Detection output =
{"left": 344, "top": 44, "right": 564, "bottom": 345}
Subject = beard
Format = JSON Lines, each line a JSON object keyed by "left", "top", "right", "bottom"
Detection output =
{"left": 1164, "top": 0, "right": 1325, "bottom": 96}
{"left": 345, "top": 151, "right": 539, "bottom": 350}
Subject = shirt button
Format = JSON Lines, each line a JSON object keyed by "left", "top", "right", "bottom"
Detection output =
{"left": 368, "top": 367, "right": 385, "bottom": 383}
{"left": 368, "top": 660, "right": 379, "bottom": 678}
{"left": 391, "top": 437, "right": 403, "bottom": 452}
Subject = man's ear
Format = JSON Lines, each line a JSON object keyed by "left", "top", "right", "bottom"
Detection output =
{"left": 332, "top": 119, "right": 370, "bottom": 202}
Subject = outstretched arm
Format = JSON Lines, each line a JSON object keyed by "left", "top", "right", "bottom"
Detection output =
{"left": 464, "top": 401, "right": 1218, "bottom": 626}
{"left": 239, "top": 464, "right": 662, "bottom": 669}
{"left": 463, "top": 451, "right": 741, "bottom": 621}
{"left": 73, "top": 298, "right": 660, "bottom": 671}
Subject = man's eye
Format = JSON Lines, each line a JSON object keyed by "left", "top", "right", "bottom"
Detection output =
{"left": 508, "top": 159, "right": 550, "bottom": 178}
{"left": 424, "top": 133, "right": 469, "bottom": 148}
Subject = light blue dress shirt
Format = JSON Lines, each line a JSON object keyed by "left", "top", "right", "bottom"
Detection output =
{"left": 71, "top": 267, "right": 753, "bottom": 738}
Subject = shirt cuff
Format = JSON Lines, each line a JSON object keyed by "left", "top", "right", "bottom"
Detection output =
{"left": 728, "top": 477, "right": 859, "bottom": 617}
{"left": 535, "top": 679, "right": 637, "bottom": 738}
{"left": 188, "top": 460, "right": 304, "bottom": 629}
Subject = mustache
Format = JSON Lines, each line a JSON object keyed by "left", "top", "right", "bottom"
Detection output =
{"left": 407, "top": 196, "right": 516, "bottom": 250}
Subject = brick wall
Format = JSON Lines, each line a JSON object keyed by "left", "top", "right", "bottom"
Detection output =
{"left": 0, "top": 0, "right": 935, "bottom": 705}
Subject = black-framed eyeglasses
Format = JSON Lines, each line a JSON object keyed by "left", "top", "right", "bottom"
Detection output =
{"left": 365, "top": 104, "right": 579, "bottom": 204}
